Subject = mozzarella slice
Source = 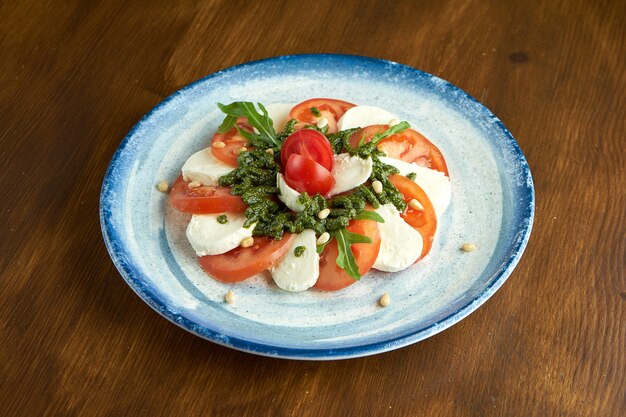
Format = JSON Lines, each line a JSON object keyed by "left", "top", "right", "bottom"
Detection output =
{"left": 270, "top": 230, "right": 319, "bottom": 292}
{"left": 373, "top": 204, "right": 423, "bottom": 272}
{"left": 277, "top": 173, "right": 305, "bottom": 212}
{"left": 379, "top": 156, "right": 451, "bottom": 218}
{"left": 337, "top": 105, "right": 398, "bottom": 130}
{"left": 327, "top": 153, "right": 373, "bottom": 197}
{"left": 265, "top": 103, "right": 292, "bottom": 132}
{"left": 181, "top": 147, "right": 234, "bottom": 186}
{"left": 186, "top": 213, "right": 255, "bottom": 256}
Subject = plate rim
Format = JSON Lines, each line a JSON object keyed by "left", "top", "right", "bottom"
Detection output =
{"left": 100, "top": 53, "right": 535, "bottom": 360}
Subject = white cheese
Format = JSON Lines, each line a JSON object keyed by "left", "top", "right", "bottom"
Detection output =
{"left": 337, "top": 105, "right": 398, "bottom": 130}
{"left": 186, "top": 213, "right": 255, "bottom": 256}
{"left": 181, "top": 147, "right": 234, "bottom": 186}
{"left": 379, "top": 156, "right": 451, "bottom": 218}
{"left": 265, "top": 103, "right": 292, "bottom": 133}
{"left": 327, "top": 153, "right": 373, "bottom": 197}
{"left": 277, "top": 173, "right": 305, "bottom": 212}
{"left": 270, "top": 230, "right": 319, "bottom": 292}
{"left": 373, "top": 204, "right": 423, "bottom": 272}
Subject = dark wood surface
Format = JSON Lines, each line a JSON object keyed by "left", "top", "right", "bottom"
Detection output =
{"left": 1, "top": 0, "right": 624, "bottom": 415}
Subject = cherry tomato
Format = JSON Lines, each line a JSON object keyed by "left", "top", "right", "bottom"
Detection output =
{"left": 388, "top": 175, "right": 437, "bottom": 259}
{"left": 284, "top": 154, "right": 336, "bottom": 195}
{"left": 211, "top": 117, "right": 253, "bottom": 167}
{"left": 350, "top": 125, "right": 449, "bottom": 175}
{"left": 281, "top": 129, "right": 334, "bottom": 172}
{"left": 169, "top": 176, "right": 246, "bottom": 214}
{"left": 289, "top": 98, "right": 355, "bottom": 134}
{"left": 198, "top": 234, "right": 296, "bottom": 282}
{"left": 315, "top": 215, "right": 381, "bottom": 291}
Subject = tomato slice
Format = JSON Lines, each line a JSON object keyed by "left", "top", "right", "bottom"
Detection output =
{"left": 315, "top": 216, "right": 381, "bottom": 291}
{"left": 211, "top": 117, "right": 253, "bottom": 167}
{"left": 199, "top": 234, "right": 296, "bottom": 282}
{"left": 169, "top": 176, "right": 247, "bottom": 214}
{"left": 289, "top": 98, "right": 355, "bottom": 134}
{"left": 388, "top": 175, "right": 437, "bottom": 259}
{"left": 284, "top": 154, "right": 335, "bottom": 195}
{"left": 281, "top": 129, "right": 334, "bottom": 172}
{"left": 350, "top": 125, "right": 448, "bottom": 175}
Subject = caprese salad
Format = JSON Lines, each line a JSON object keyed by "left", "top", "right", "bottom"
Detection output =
{"left": 168, "top": 98, "right": 451, "bottom": 292}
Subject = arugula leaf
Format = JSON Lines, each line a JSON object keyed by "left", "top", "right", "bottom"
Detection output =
{"left": 347, "top": 121, "right": 411, "bottom": 158}
{"left": 334, "top": 229, "right": 373, "bottom": 280}
{"left": 217, "top": 102, "right": 279, "bottom": 147}
{"left": 218, "top": 114, "right": 238, "bottom": 133}
{"left": 353, "top": 210, "right": 384, "bottom": 223}
{"left": 316, "top": 240, "right": 330, "bottom": 254}
{"left": 369, "top": 121, "right": 410, "bottom": 145}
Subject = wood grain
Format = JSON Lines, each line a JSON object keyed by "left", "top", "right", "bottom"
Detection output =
{"left": 1, "top": 0, "right": 624, "bottom": 415}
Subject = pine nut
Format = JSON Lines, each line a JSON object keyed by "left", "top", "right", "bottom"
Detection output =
{"left": 224, "top": 290, "right": 235, "bottom": 304}
{"left": 317, "top": 117, "right": 328, "bottom": 128}
{"left": 212, "top": 141, "right": 225, "bottom": 148}
{"left": 388, "top": 119, "right": 400, "bottom": 127}
{"left": 379, "top": 293, "right": 390, "bottom": 307}
{"left": 318, "top": 208, "right": 330, "bottom": 219}
{"left": 317, "top": 232, "right": 330, "bottom": 245}
{"left": 188, "top": 181, "right": 201, "bottom": 189}
{"left": 372, "top": 180, "right": 383, "bottom": 194}
{"left": 409, "top": 198, "right": 424, "bottom": 211}
{"left": 266, "top": 148, "right": 274, "bottom": 155}
{"left": 240, "top": 236, "right": 254, "bottom": 248}
{"left": 461, "top": 243, "right": 477, "bottom": 252}
{"left": 156, "top": 180, "right": 169, "bottom": 193}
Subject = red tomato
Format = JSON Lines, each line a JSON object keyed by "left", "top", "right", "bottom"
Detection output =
{"left": 388, "top": 175, "right": 437, "bottom": 259}
{"left": 211, "top": 117, "right": 253, "bottom": 167}
{"left": 350, "top": 125, "right": 449, "bottom": 175}
{"left": 284, "top": 154, "right": 335, "bottom": 195}
{"left": 281, "top": 129, "right": 334, "bottom": 172}
{"left": 315, "top": 216, "right": 381, "bottom": 291}
{"left": 198, "top": 234, "right": 296, "bottom": 282}
{"left": 289, "top": 98, "right": 355, "bottom": 134}
{"left": 169, "top": 176, "right": 247, "bottom": 214}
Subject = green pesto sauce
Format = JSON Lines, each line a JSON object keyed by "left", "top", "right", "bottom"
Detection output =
{"left": 217, "top": 214, "right": 228, "bottom": 224}
{"left": 310, "top": 107, "right": 321, "bottom": 117}
{"left": 294, "top": 246, "right": 306, "bottom": 257}
{"left": 218, "top": 125, "right": 408, "bottom": 240}
{"left": 406, "top": 172, "right": 417, "bottom": 181}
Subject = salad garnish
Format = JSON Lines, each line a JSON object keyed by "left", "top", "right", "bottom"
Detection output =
{"left": 217, "top": 102, "right": 280, "bottom": 148}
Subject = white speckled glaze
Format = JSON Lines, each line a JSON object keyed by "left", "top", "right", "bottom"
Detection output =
{"left": 100, "top": 54, "right": 534, "bottom": 360}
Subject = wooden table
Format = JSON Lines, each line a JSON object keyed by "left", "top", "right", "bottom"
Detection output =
{"left": 1, "top": 1, "right": 624, "bottom": 415}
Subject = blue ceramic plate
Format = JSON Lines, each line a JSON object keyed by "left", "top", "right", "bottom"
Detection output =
{"left": 100, "top": 54, "right": 534, "bottom": 360}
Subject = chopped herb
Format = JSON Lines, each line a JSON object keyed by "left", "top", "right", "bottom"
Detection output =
{"left": 294, "top": 246, "right": 306, "bottom": 257}
{"left": 310, "top": 107, "right": 321, "bottom": 117}
{"left": 217, "top": 215, "right": 228, "bottom": 224}
{"left": 406, "top": 172, "right": 417, "bottom": 181}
